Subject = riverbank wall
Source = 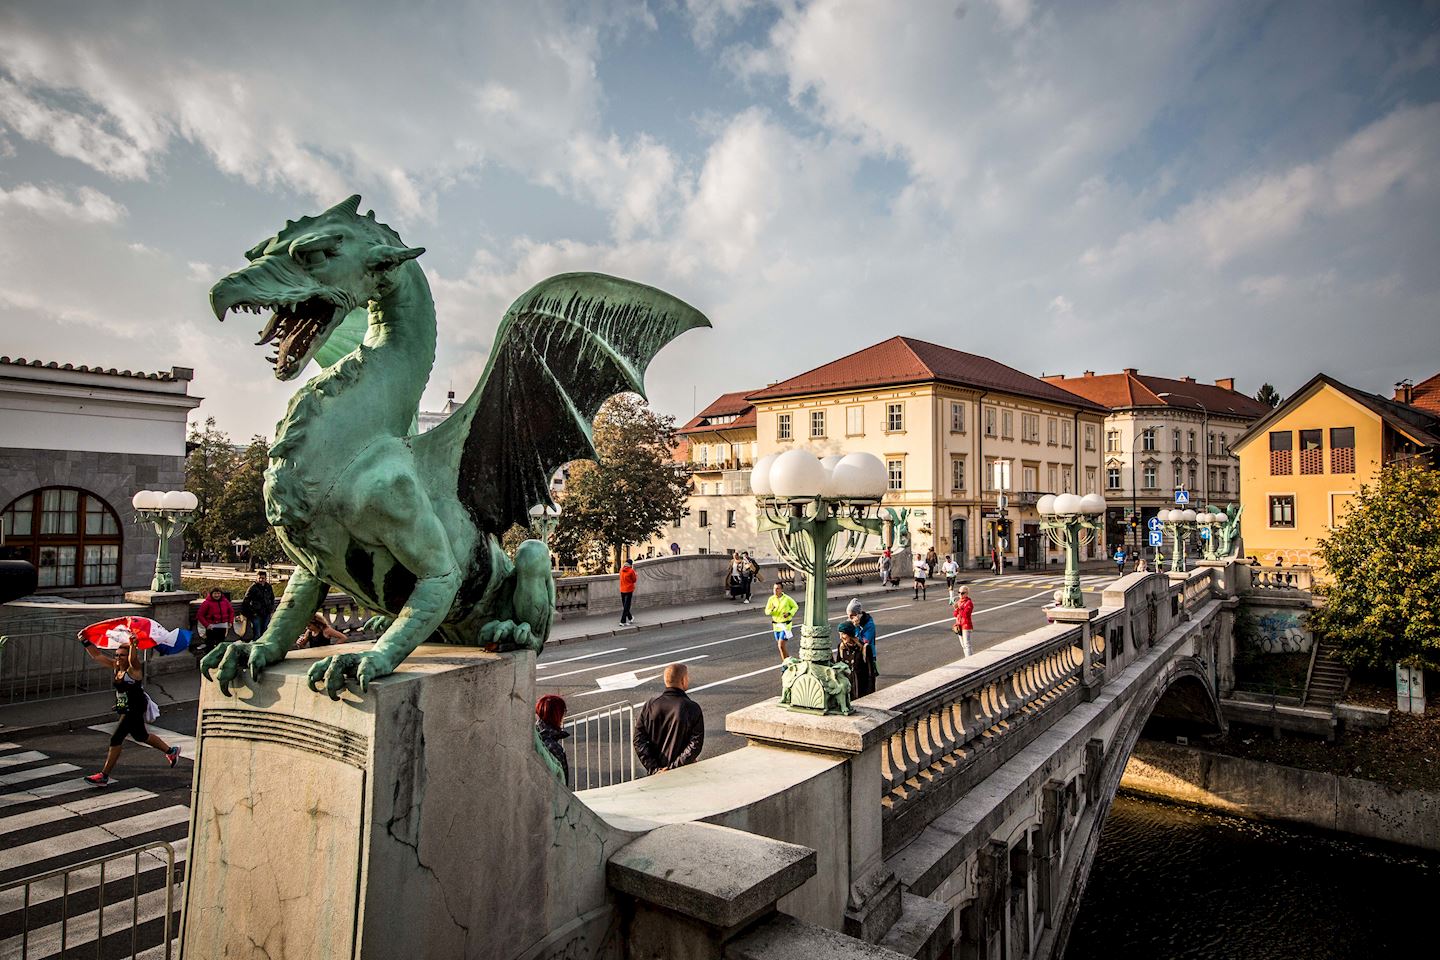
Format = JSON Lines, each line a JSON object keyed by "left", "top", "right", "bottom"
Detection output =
{"left": 1120, "top": 738, "right": 1440, "bottom": 852}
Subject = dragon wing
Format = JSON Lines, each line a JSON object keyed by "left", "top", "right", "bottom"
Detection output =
{"left": 416, "top": 272, "right": 710, "bottom": 535}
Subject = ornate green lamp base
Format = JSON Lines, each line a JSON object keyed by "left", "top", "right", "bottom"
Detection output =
{"left": 780, "top": 625, "right": 854, "bottom": 714}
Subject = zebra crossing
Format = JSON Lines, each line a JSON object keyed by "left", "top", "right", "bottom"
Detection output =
{"left": 0, "top": 733, "right": 188, "bottom": 960}
{"left": 966, "top": 573, "right": 1118, "bottom": 592}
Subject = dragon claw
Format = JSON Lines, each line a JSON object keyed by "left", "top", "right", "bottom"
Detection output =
{"left": 201, "top": 641, "right": 282, "bottom": 697}
{"left": 305, "top": 651, "right": 392, "bottom": 699}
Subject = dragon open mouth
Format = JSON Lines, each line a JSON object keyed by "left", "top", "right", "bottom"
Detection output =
{"left": 239, "top": 296, "right": 346, "bottom": 379}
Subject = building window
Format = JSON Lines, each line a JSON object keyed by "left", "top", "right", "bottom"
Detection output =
{"left": 1, "top": 488, "right": 122, "bottom": 588}
{"left": 1187, "top": 431, "right": 1196, "bottom": 454}
{"left": 1085, "top": 467, "right": 1096, "bottom": 494}
{"left": 698, "top": 482, "right": 709, "bottom": 495}
{"left": 726, "top": 510, "right": 736, "bottom": 528}
{"left": 985, "top": 407, "right": 997, "bottom": 437}
{"left": 777, "top": 413, "right": 792, "bottom": 441}
{"left": 698, "top": 510, "right": 709, "bottom": 528}
{"left": 696, "top": 445, "right": 708, "bottom": 465}
{"left": 1084, "top": 424, "right": 1095, "bottom": 451}
{"left": 1174, "top": 463, "right": 1184, "bottom": 488}
{"left": 1022, "top": 465, "right": 1038, "bottom": 492}
{"left": 1331, "top": 427, "right": 1355, "bottom": 474}
{"left": 1061, "top": 465, "right": 1073, "bottom": 493}
{"left": 989, "top": 458, "right": 1012, "bottom": 492}
{"left": 1207, "top": 432, "right": 1216, "bottom": 456}
{"left": 950, "top": 402, "right": 966, "bottom": 433}
{"left": 1268, "top": 495, "right": 1295, "bottom": 529}
{"left": 1047, "top": 418, "right": 1058, "bottom": 445}
{"left": 1143, "top": 464, "right": 1157, "bottom": 489}
{"left": 672, "top": 517, "right": 682, "bottom": 528}
{"left": 1269, "top": 431, "right": 1292, "bottom": 475}
{"left": 887, "top": 459, "right": 904, "bottom": 491}
{"left": 846, "top": 405, "right": 864, "bottom": 436}
{"left": 1001, "top": 410, "right": 1014, "bottom": 439}
{"left": 1220, "top": 434, "right": 1230, "bottom": 456}
{"left": 1142, "top": 428, "right": 1157, "bottom": 452}
{"left": 1106, "top": 467, "right": 1121, "bottom": 490}
{"left": 1022, "top": 414, "right": 1039, "bottom": 443}
{"left": 1299, "top": 428, "right": 1323, "bottom": 475}
{"left": 1047, "top": 465, "right": 1057, "bottom": 491}
{"left": 1172, "top": 428, "right": 1181, "bottom": 451}
{"left": 810, "top": 409, "right": 826, "bottom": 438}
{"left": 951, "top": 457, "right": 966, "bottom": 491}
{"left": 1062, "top": 421, "right": 1072, "bottom": 447}
{"left": 886, "top": 403, "right": 904, "bottom": 433}
{"left": 1105, "top": 430, "right": 1120, "bottom": 453}
{"left": 1188, "top": 467, "right": 1197, "bottom": 490}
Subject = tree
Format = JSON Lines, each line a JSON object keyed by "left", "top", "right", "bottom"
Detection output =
{"left": 184, "top": 418, "right": 239, "bottom": 557}
{"left": 1255, "top": 383, "right": 1282, "bottom": 409}
{"left": 1310, "top": 463, "right": 1440, "bottom": 668}
{"left": 552, "top": 394, "right": 690, "bottom": 572}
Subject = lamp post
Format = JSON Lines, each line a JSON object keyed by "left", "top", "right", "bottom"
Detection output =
{"left": 752, "top": 450, "right": 887, "bottom": 715}
{"left": 1157, "top": 392, "right": 1209, "bottom": 506}
{"left": 132, "top": 490, "right": 199, "bottom": 592}
{"left": 1161, "top": 508, "right": 1198, "bottom": 573}
{"left": 1196, "top": 509, "right": 1224, "bottom": 561}
{"left": 527, "top": 503, "right": 561, "bottom": 543}
{"left": 1037, "top": 493, "right": 1107, "bottom": 608}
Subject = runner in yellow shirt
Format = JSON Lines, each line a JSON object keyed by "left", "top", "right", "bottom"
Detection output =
{"left": 764, "top": 583, "right": 799, "bottom": 661}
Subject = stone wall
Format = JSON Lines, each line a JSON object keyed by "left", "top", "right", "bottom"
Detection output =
{"left": 0, "top": 446, "right": 186, "bottom": 599}
{"left": 1121, "top": 738, "right": 1440, "bottom": 852}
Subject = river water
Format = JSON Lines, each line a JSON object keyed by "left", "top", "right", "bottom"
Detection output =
{"left": 1065, "top": 793, "right": 1440, "bottom": 959}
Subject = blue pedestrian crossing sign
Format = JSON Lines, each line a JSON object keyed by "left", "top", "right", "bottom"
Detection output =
{"left": 1174, "top": 487, "right": 1190, "bottom": 504}
{"left": 1148, "top": 529, "right": 1164, "bottom": 547}
{"left": 1147, "top": 516, "right": 1163, "bottom": 532}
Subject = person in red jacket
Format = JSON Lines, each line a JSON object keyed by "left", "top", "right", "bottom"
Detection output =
{"left": 196, "top": 587, "right": 235, "bottom": 654}
{"left": 951, "top": 584, "right": 974, "bottom": 657}
{"left": 618, "top": 560, "right": 638, "bottom": 626}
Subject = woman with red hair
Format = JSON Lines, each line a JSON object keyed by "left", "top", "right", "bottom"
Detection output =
{"left": 535, "top": 695, "right": 570, "bottom": 787}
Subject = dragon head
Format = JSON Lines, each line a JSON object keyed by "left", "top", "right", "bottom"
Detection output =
{"left": 210, "top": 195, "right": 424, "bottom": 380}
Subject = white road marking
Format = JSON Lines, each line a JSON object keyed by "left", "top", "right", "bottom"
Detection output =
{"left": 537, "top": 647, "right": 625, "bottom": 668}
{"left": 0, "top": 838, "right": 188, "bottom": 915}
{"left": 0, "top": 787, "right": 154, "bottom": 836}
{"left": 688, "top": 664, "right": 782, "bottom": 694}
{"left": 0, "top": 763, "right": 79, "bottom": 788}
{"left": 0, "top": 805, "right": 190, "bottom": 873}
{"left": 0, "top": 882, "right": 183, "bottom": 960}
{"left": 586, "top": 654, "right": 711, "bottom": 697}
{"left": 89, "top": 724, "right": 195, "bottom": 760}
{"left": 0, "top": 778, "right": 97, "bottom": 809}
{"left": 0, "top": 751, "right": 47, "bottom": 769}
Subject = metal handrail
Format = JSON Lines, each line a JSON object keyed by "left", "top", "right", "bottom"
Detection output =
{"left": 2, "top": 839, "right": 177, "bottom": 959}
{"left": 564, "top": 700, "right": 642, "bottom": 790}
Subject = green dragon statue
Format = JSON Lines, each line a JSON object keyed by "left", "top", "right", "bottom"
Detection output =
{"left": 200, "top": 195, "right": 709, "bottom": 699}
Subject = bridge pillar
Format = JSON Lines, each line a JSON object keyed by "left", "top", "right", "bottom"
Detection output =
{"left": 1037, "top": 780, "right": 1064, "bottom": 931}
{"left": 960, "top": 840, "right": 1009, "bottom": 960}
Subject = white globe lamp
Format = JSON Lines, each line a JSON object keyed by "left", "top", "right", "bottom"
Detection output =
{"left": 1037, "top": 494, "right": 1057, "bottom": 516}
{"left": 769, "top": 449, "right": 827, "bottom": 499}
{"left": 751, "top": 453, "right": 778, "bottom": 496}
{"left": 1079, "top": 493, "right": 1107, "bottom": 515}
{"left": 1054, "top": 493, "right": 1082, "bottom": 516}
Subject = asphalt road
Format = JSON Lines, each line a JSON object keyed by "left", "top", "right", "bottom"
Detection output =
{"left": 536, "top": 572, "right": 1117, "bottom": 764}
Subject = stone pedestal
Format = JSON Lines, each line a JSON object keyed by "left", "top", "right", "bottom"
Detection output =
{"left": 179, "top": 645, "right": 624, "bottom": 960}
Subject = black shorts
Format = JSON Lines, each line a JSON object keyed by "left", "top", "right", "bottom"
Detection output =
{"left": 110, "top": 712, "right": 148, "bottom": 746}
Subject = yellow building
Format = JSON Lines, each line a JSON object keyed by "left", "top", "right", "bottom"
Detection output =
{"left": 746, "top": 337, "right": 1109, "bottom": 569}
{"left": 1233, "top": 373, "right": 1439, "bottom": 566}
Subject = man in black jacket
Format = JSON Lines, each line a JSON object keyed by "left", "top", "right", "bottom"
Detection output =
{"left": 242, "top": 571, "right": 277, "bottom": 640}
{"left": 633, "top": 664, "right": 704, "bottom": 774}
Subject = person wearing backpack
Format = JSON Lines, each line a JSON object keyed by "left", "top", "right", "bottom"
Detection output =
{"left": 836, "top": 621, "right": 875, "bottom": 698}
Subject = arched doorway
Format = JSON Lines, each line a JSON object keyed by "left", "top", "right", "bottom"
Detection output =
{"left": 0, "top": 487, "right": 123, "bottom": 589}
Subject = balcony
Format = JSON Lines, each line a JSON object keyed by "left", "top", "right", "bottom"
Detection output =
{"left": 690, "top": 458, "right": 754, "bottom": 473}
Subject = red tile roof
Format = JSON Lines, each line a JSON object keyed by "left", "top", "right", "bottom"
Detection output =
{"left": 744, "top": 336, "right": 1108, "bottom": 411}
{"left": 1043, "top": 371, "right": 1269, "bottom": 419}
{"left": 1409, "top": 372, "right": 1440, "bottom": 418}
{"left": 676, "top": 390, "right": 758, "bottom": 435}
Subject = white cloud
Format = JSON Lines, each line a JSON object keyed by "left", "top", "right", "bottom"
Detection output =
{"left": 0, "top": 183, "right": 126, "bottom": 223}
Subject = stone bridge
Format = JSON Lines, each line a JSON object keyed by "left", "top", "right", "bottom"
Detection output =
{"left": 178, "top": 561, "right": 1243, "bottom": 960}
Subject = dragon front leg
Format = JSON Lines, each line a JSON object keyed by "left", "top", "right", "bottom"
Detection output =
{"left": 307, "top": 482, "right": 460, "bottom": 700}
{"left": 478, "top": 539, "right": 555, "bottom": 653}
{"left": 201, "top": 568, "right": 324, "bottom": 696}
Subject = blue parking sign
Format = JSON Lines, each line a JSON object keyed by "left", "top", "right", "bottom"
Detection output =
{"left": 1148, "top": 530, "right": 1163, "bottom": 547}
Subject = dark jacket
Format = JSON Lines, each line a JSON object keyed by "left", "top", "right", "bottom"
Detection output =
{"left": 536, "top": 718, "right": 570, "bottom": 787}
{"left": 838, "top": 636, "right": 875, "bottom": 698}
{"left": 243, "top": 581, "right": 276, "bottom": 618}
{"left": 633, "top": 687, "right": 704, "bottom": 774}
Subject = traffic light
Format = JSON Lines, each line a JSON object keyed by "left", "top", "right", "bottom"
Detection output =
{"left": 0, "top": 560, "right": 37, "bottom": 604}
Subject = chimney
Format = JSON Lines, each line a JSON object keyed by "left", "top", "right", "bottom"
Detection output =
{"left": 1395, "top": 380, "right": 1415, "bottom": 404}
{"left": 447, "top": 390, "right": 456, "bottom": 401}
{"left": 1182, "top": 376, "right": 1196, "bottom": 384}
{"left": 1043, "top": 373, "right": 1066, "bottom": 381}
{"left": 1215, "top": 377, "right": 1234, "bottom": 391}
{"left": 1122, "top": 368, "right": 1136, "bottom": 376}
{"left": 1084, "top": 370, "right": 1096, "bottom": 378}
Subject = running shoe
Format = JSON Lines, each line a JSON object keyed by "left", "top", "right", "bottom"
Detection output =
{"left": 166, "top": 746, "right": 182, "bottom": 768}
{"left": 85, "top": 773, "right": 111, "bottom": 786}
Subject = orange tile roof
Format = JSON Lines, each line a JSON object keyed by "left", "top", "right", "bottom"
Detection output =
{"left": 1409, "top": 372, "right": 1440, "bottom": 418}
{"left": 676, "top": 389, "right": 759, "bottom": 435}
{"left": 1044, "top": 370, "right": 1269, "bottom": 419}
{"left": 745, "top": 336, "right": 1108, "bottom": 411}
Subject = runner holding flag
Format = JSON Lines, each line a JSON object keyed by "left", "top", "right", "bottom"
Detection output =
{"left": 77, "top": 619, "right": 184, "bottom": 785}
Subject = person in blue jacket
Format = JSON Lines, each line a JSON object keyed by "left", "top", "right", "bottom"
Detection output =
{"left": 846, "top": 597, "right": 878, "bottom": 677}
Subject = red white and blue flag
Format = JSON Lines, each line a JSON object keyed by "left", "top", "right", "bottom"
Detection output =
{"left": 78, "top": 616, "right": 192, "bottom": 655}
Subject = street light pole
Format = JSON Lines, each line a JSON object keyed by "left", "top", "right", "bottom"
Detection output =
{"left": 132, "top": 490, "right": 199, "bottom": 592}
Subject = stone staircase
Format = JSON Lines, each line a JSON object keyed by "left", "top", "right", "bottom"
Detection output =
{"left": 1304, "top": 636, "right": 1350, "bottom": 707}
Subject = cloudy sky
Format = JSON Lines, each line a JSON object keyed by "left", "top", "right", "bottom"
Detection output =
{"left": 1, "top": 0, "right": 1437, "bottom": 440}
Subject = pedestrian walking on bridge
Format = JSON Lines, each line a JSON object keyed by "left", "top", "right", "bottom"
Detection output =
{"left": 618, "top": 560, "right": 637, "bottom": 625}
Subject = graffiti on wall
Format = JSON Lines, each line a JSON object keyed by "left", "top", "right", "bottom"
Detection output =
{"left": 1252, "top": 609, "right": 1312, "bottom": 653}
